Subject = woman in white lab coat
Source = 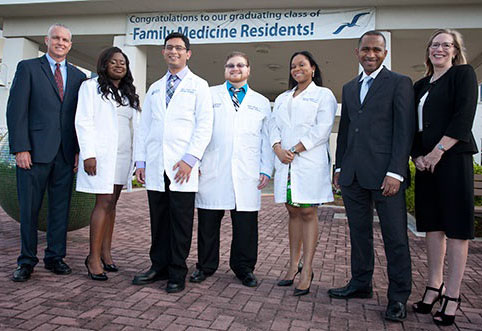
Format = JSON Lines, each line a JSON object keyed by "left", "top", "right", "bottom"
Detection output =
{"left": 75, "top": 47, "right": 140, "bottom": 280}
{"left": 270, "top": 51, "right": 337, "bottom": 295}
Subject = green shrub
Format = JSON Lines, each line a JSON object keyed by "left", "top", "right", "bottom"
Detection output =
{"left": 474, "top": 161, "right": 482, "bottom": 206}
{"left": 132, "top": 176, "right": 144, "bottom": 188}
{"left": 405, "top": 162, "right": 416, "bottom": 215}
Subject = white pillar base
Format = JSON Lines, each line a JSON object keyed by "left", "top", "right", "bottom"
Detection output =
{"left": 0, "top": 38, "right": 39, "bottom": 130}
{"left": 112, "top": 35, "right": 147, "bottom": 104}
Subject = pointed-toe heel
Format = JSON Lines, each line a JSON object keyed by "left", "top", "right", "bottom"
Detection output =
{"left": 85, "top": 256, "right": 108, "bottom": 281}
{"left": 101, "top": 258, "right": 119, "bottom": 272}
{"left": 277, "top": 267, "right": 301, "bottom": 287}
{"left": 412, "top": 283, "right": 444, "bottom": 314}
{"left": 293, "top": 272, "right": 314, "bottom": 296}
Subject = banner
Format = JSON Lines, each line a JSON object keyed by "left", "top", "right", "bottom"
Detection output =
{"left": 126, "top": 8, "right": 375, "bottom": 45}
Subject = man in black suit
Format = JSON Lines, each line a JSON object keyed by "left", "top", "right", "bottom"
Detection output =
{"left": 328, "top": 31, "right": 415, "bottom": 322}
{"left": 7, "top": 24, "right": 86, "bottom": 282}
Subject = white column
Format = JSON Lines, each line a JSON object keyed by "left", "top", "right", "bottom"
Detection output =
{"left": 381, "top": 31, "right": 392, "bottom": 70}
{"left": 358, "top": 31, "right": 392, "bottom": 73}
{"left": 113, "top": 35, "right": 147, "bottom": 104}
{"left": 0, "top": 38, "right": 39, "bottom": 130}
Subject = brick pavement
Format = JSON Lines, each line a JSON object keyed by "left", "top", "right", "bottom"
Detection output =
{"left": 1, "top": 190, "right": 481, "bottom": 330}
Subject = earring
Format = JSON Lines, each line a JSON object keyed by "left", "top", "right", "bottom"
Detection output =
{"left": 312, "top": 71, "right": 315, "bottom": 77}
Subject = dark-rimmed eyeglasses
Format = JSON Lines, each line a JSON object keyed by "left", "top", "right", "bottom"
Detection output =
{"left": 430, "top": 42, "right": 454, "bottom": 50}
{"left": 165, "top": 45, "right": 187, "bottom": 52}
{"left": 224, "top": 63, "right": 248, "bottom": 69}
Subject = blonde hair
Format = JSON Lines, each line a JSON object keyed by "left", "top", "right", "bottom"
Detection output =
{"left": 424, "top": 28, "right": 467, "bottom": 77}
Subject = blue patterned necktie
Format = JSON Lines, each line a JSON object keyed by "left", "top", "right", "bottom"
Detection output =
{"left": 360, "top": 76, "right": 373, "bottom": 103}
{"left": 230, "top": 87, "right": 241, "bottom": 111}
{"left": 166, "top": 74, "right": 178, "bottom": 107}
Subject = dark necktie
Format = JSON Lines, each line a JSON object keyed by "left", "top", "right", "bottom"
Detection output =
{"left": 54, "top": 63, "right": 64, "bottom": 101}
{"left": 166, "top": 74, "right": 178, "bottom": 107}
{"left": 230, "top": 87, "right": 242, "bottom": 111}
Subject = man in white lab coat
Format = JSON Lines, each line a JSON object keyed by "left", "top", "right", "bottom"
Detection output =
{"left": 132, "top": 32, "right": 213, "bottom": 293}
{"left": 190, "top": 51, "right": 273, "bottom": 287}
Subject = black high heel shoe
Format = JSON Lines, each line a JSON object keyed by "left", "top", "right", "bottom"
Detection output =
{"left": 412, "top": 282, "right": 444, "bottom": 314}
{"left": 101, "top": 258, "right": 119, "bottom": 272}
{"left": 277, "top": 265, "right": 302, "bottom": 287}
{"left": 433, "top": 295, "right": 461, "bottom": 326}
{"left": 293, "top": 272, "right": 314, "bottom": 296}
{"left": 85, "top": 256, "right": 108, "bottom": 281}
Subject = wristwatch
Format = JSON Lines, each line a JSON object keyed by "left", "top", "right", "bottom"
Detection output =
{"left": 289, "top": 146, "right": 298, "bottom": 154}
{"left": 437, "top": 143, "right": 446, "bottom": 152}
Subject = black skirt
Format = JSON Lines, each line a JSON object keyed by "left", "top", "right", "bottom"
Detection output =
{"left": 414, "top": 152, "right": 474, "bottom": 239}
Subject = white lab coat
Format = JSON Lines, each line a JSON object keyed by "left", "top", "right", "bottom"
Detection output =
{"left": 135, "top": 69, "right": 213, "bottom": 192}
{"left": 195, "top": 83, "right": 274, "bottom": 211}
{"left": 75, "top": 78, "right": 136, "bottom": 194}
{"left": 270, "top": 82, "right": 337, "bottom": 204}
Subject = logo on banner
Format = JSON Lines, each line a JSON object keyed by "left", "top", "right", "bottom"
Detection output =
{"left": 332, "top": 12, "right": 370, "bottom": 34}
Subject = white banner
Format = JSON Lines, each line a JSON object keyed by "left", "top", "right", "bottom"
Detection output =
{"left": 126, "top": 8, "right": 375, "bottom": 45}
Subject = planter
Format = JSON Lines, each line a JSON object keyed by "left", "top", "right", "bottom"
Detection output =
{"left": 0, "top": 131, "right": 94, "bottom": 231}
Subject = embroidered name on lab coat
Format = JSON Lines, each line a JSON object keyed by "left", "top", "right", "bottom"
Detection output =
{"left": 213, "top": 103, "right": 222, "bottom": 108}
{"left": 247, "top": 105, "right": 261, "bottom": 112}
{"left": 151, "top": 89, "right": 160, "bottom": 95}
{"left": 180, "top": 88, "right": 196, "bottom": 94}
{"left": 302, "top": 97, "right": 318, "bottom": 103}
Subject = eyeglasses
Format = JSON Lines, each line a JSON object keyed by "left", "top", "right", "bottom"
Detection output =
{"left": 430, "top": 42, "right": 454, "bottom": 50}
{"left": 165, "top": 45, "right": 187, "bottom": 52}
{"left": 225, "top": 63, "right": 248, "bottom": 69}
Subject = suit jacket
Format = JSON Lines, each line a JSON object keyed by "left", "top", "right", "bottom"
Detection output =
{"left": 411, "top": 64, "right": 478, "bottom": 158}
{"left": 6, "top": 55, "right": 86, "bottom": 165}
{"left": 335, "top": 67, "right": 415, "bottom": 190}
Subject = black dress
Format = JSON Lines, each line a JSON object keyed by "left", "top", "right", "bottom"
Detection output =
{"left": 412, "top": 64, "right": 478, "bottom": 239}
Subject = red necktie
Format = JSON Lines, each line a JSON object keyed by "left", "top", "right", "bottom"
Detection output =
{"left": 54, "top": 63, "right": 64, "bottom": 101}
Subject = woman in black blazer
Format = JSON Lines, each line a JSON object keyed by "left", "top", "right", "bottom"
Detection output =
{"left": 411, "top": 29, "right": 478, "bottom": 326}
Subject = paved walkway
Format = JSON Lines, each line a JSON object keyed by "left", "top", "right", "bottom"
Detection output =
{"left": 1, "top": 191, "right": 481, "bottom": 330}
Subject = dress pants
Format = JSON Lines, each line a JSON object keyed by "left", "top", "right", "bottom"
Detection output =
{"left": 197, "top": 208, "right": 258, "bottom": 278}
{"left": 341, "top": 178, "right": 412, "bottom": 303}
{"left": 16, "top": 147, "right": 74, "bottom": 266}
{"left": 147, "top": 173, "right": 195, "bottom": 284}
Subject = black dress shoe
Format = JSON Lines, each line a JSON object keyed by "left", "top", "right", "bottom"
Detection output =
{"left": 132, "top": 269, "right": 168, "bottom": 285}
{"left": 328, "top": 283, "right": 373, "bottom": 299}
{"left": 85, "top": 256, "right": 108, "bottom": 281}
{"left": 385, "top": 300, "right": 407, "bottom": 322}
{"left": 189, "top": 269, "right": 208, "bottom": 283}
{"left": 44, "top": 259, "right": 72, "bottom": 275}
{"left": 238, "top": 272, "right": 258, "bottom": 287}
{"left": 101, "top": 258, "right": 119, "bottom": 272}
{"left": 166, "top": 281, "right": 185, "bottom": 293}
{"left": 12, "top": 264, "right": 33, "bottom": 282}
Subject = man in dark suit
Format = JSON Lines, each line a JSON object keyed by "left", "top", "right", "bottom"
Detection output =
{"left": 7, "top": 24, "right": 86, "bottom": 282}
{"left": 328, "top": 30, "right": 415, "bottom": 322}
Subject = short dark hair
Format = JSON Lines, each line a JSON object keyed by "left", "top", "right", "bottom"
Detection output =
{"left": 164, "top": 32, "right": 190, "bottom": 50}
{"left": 358, "top": 30, "right": 386, "bottom": 48}
{"left": 225, "top": 51, "right": 250, "bottom": 67}
{"left": 288, "top": 51, "right": 323, "bottom": 89}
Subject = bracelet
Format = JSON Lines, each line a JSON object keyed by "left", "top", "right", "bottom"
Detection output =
{"left": 272, "top": 142, "right": 281, "bottom": 150}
